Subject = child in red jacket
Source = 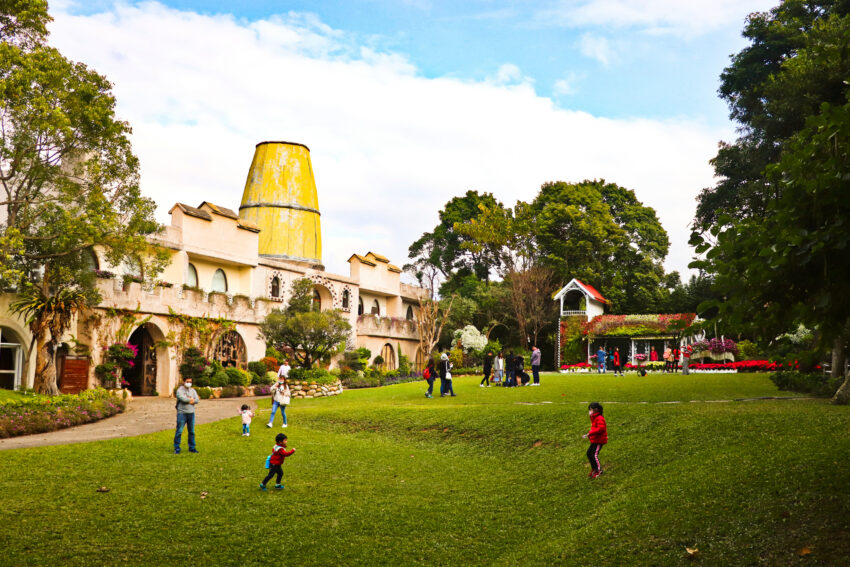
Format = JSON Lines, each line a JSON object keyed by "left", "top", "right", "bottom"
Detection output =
{"left": 260, "top": 433, "right": 296, "bottom": 491}
{"left": 582, "top": 402, "right": 607, "bottom": 479}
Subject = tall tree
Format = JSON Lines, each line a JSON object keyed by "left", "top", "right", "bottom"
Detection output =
{"left": 1, "top": 2, "right": 165, "bottom": 393}
{"left": 532, "top": 180, "right": 669, "bottom": 313}
{"left": 407, "top": 190, "right": 504, "bottom": 282}
{"left": 259, "top": 278, "right": 352, "bottom": 369}
{"left": 691, "top": 3, "right": 850, "bottom": 402}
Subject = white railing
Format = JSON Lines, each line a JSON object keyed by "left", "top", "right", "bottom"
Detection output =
{"left": 561, "top": 310, "right": 587, "bottom": 317}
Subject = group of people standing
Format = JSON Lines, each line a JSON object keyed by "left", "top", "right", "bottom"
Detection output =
{"left": 594, "top": 346, "right": 624, "bottom": 376}
{"left": 480, "top": 346, "right": 542, "bottom": 387}
{"left": 661, "top": 344, "right": 694, "bottom": 375}
{"left": 421, "top": 346, "right": 544, "bottom": 398}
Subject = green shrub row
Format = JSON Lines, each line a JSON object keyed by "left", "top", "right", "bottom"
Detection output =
{"left": 0, "top": 389, "right": 126, "bottom": 439}
{"left": 769, "top": 371, "right": 842, "bottom": 396}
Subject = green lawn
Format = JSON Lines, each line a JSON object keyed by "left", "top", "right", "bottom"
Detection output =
{"left": 2, "top": 373, "right": 848, "bottom": 565}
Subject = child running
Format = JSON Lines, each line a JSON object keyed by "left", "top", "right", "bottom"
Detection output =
{"left": 582, "top": 402, "right": 607, "bottom": 479}
{"left": 239, "top": 404, "right": 254, "bottom": 436}
{"left": 260, "top": 433, "right": 296, "bottom": 491}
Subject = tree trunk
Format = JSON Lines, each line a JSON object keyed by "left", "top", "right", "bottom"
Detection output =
{"left": 831, "top": 334, "right": 846, "bottom": 379}
{"left": 33, "top": 338, "right": 60, "bottom": 395}
{"left": 833, "top": 373, "right": 850, "bottom": 405}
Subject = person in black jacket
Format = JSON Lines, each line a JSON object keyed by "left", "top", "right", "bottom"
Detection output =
{"left": 505, "top": 351, "right": 516, "bottom": 387}
{"left": 515, "top": 353, "right": 529, "bottom": 386}
{"left": 438, "top": 352, "right": 455, "bottom": 397}
{"left": 480, "top": 351, "right": 493, "bottom": 387}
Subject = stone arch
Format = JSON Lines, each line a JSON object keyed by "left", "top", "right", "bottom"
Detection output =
{"left": 125, "top": 321, "right": 170, "bottom": 396}
{"left": 312, "top": 283, "right": 333, "bottom": 311}
{"left": 213, "top": 329, "right": 247, "bottom": 369}
{"left": 414, "top": 346, "right": 427, "bottom": 372}
{"left": 306, "top": 274, "right": 340, "bottom": 307}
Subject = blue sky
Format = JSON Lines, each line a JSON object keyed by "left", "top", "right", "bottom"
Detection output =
{"left": 51, "top": 0, "right": 776, "bottom": 280}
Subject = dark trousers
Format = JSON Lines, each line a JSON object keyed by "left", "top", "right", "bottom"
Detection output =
{"left": 587, "top": 443, "right": 604, "bottom": 473}
{"left": 262, "top": 464, "right": 283, "bottom": 486}
{"left": 532, "top": 365, "right": 540, "bottom": 384}
{"left": 506, "top": 369, "right": 515, "bottom": 386}
{"left": 480, "top": 368, "right": 492, "bottom": 386}
{"left": 426, "top": 377, "right": 436, "bottom": 395}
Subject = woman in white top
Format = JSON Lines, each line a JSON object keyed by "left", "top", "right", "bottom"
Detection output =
{"left": 493, "top": 352, "right": 504, "bottom": 383}
{"left": 267, "top": 362, "right": 292, "bottom": 428}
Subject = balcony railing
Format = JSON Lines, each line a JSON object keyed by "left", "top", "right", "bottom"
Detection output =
{"left": 356, "top": 314, "right": 418, "bottom": 340}
{"left": 561, "top": 310, "right": 587, "bottom": 317}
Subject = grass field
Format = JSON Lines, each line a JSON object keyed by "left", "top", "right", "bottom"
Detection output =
{"left": 2, "top": 372, "right": 848, "bottom": 565}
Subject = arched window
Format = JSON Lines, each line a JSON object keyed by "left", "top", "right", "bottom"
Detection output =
{"left": 212, "top": 269, "right": 228, "bottom": 292}
{"left": 406, "top": 305, "right": 414, "bottom": 321}
{"left": 0, "top": 327, "right": 23, "bottom": 390}
{"left": 312, "top": 289, "right": 321, "bottom": 311}
{"left": 342, "top": 289, "right": 350, "bottom": 310}
{"left": 358, "top": 296, "right": 364, "bottom": 315}
{"left": 186, "top": 263, "right": 198, "bottom": 288}
{"left": 83, "top": 248, "right": 99, "bottom": 271}
{"left": 213, "top": 330, "right": 246, "bottom": 369}
{"left": 371, "top": 300, "right": 380, "bottom": 316}
{"left": 271, "top": 276, "right": 280, "bottom": 298}
{"left": 380, "top": 343, "right": 395, "bottom": 372}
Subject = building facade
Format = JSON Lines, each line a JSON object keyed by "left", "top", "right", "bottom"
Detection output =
{"left": 0, "top": 142, "right": 427, "bottom": 395}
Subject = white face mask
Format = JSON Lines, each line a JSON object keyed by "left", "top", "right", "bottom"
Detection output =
{"left": 184, "top": 383, "right": 192, "bottom": 389}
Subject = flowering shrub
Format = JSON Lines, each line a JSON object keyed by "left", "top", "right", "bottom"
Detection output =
{"left": 709, "top": 338, "right": 739, "bottom": 356}
{"left": 583, "top": 313, "right": 696, "bottom": 337}
{"left": 561, "top": 362, "right": 591, "bottom": 369}
{"left": 94, "top": 343, "right": 138, "bottom": 387}
{"left": 689, "top": 360, "right": 791, "bottom": 372}
{"left": 94, "top": 270, "right": 115, "bottom": 279}
{"left": 0, "top": 389, "right": 126, "bottom": 438}
{"left": 452, "top": 325, "right": 487, "bottom": 353}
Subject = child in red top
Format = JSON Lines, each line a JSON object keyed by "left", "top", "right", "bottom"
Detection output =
{"left": 582, "top": 402, "right": 607, "bottom": 479}
{"left": 260, "top": 433, "right": 296, "bottom": 491}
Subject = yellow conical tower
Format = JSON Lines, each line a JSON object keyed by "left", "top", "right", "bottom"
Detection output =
{"left": 238, "top": 141, "right": 322, "bottom": 264}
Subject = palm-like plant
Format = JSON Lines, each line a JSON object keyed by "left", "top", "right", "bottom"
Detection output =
{"left": 10, "top": 284, "right": 90, "bottom": 395}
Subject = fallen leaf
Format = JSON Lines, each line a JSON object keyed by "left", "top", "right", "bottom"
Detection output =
{"left": 798, "top": 547, "right": 812, "bottom": 556}
{"left": 95, "top": 486, "right": 110, "bottom": 493}
{"left": 685, "top": 547, "right": 699, "bottom": 557}
{"left": 200, "top": 491, "right": 209, "bottom": 500}
{"left": 532, "top": 440, "right": 543, "bottom": 448}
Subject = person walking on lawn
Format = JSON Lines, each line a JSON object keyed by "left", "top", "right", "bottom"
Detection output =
{"left": 481, "top": 351, "right": 493, "bottom": 387}
{"left": 438, "top": 352, "right": 455, "bottom": 397}
{"left": 530, "top": 346, "right": 542, "bottom": 386}
{"left": 612, "top": 347, "right": 622, "bottom": 376}
{"left": 493, "top": 352, "right": 504, "bottom": 384}
{"left": 596, "top": 346, "right": 606, "bottom": 374}
{"left": 582, "top": 402, "right": 607, "bottom": 479}
{"left": 267, "top": 376, "right": 291, "bottom": 428}
{"left": 682, "top": 343, "right": 693, "bottom": 375}
{"left": 174, "top": 377, "right": 200, "bottom": 454}
{"left": 260, "top": 433, "right": 296, "bottom": 491}
{"left": 424, "top": 358, "right": 437, "bottom": 398}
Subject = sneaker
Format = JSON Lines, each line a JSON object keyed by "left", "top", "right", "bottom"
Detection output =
{"left": 282, "top": 424, "right": 288, "bottom": 428}
{"left": 480, "top": 384, "right": 484, "bottom": 388}
{"left": 425, "top": 394, "right": 432, "bottom": 398}
{"left": 174, "top": 449, "right": 181, "bottom": 454}
{"left": 266, "top": 423, "right": 272, "bottom": 428}
{"left": 450, "top": 394, "right": 457, "bottom": 397}
{"left": 246, "top": 433, "right": 250, "bottom": 437}
{"left": 189, "top": 449, "right": 199, "bottom": 454}
{"left": 590, "top": 471, "right": 600, "bottom": 479}
{"left": 259, "top": 483, "right": 267, "bottom": 491}
{"left": 274, "top": 484, "right": 284, "bottom": 490}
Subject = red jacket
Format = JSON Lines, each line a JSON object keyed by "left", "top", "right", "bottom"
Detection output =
{"left": 269, "top": 443, "right": 295, "bottom": 466}
{"left": 683, "top": 345, "right": 693, "bottom": 359}
{"left": 613, "top": 351, "right": 620, "bottom": 365}
{"left": 588, "top": 413, "right": 607, "bottom": 444}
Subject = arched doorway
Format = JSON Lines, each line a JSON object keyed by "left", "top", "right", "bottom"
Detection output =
{"left": 0, "top": 327, "right": 24, "bottom": 390}
{"left": 126, "top": 325, "right": 159, "bottom": 396}
{"left": 414, "top": 347, "right": 427, "bottom": 373}
{"left": 213, "top": 330, "right": 247, "bottom": 369}
{"left": 379, "top": 343, "right": 395, "bottom": 372}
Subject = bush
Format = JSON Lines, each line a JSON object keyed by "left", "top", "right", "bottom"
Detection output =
{"left": 195, "top": 387, "right": 213, "bottom": 400}
{"left": 247, "top": 361, "right": 267, "bottom": 376}
{"left": 339, "top": 372, "right": 382, "bottom": 389}
{"left": 289, "top": 367, "right": 337, "bottom": 385}
{"left": 179, "top": 347, "right": 209, "bottom": 382}
{"left": 372, "top": 355, "right": 384, "bottom": 367}
{"left": 451, "top": 366, "right": 482, "bottom": 375}
{"left": 210, "top": 370, "right": 229, "bottom": 388}
{"left": 769, "top": 371, "right": 841, "bottom": 396}
{"left": 342, "top": 349, "right": 370, "bottom": 371}
{"left": 265, "top": 371, "right": 279, "bottom": 383}
{"left": 261, "top": 357, "right": 279, "bottom": 371}
{"left": 0, "top": 389, "right": 126, "bottom": 438}
{"left": 253, "top": 384, "right": 272, "bottom": 396}
{"left": 448, "top": 348, "right": 463, "bottom": 369}
{"left": 220, "top": 385, "right": 245, "bottom": 398}
{"left": 265, "top": 346, "right": 282, "bottom": 360}
{"left": 225, "top": 367, "right": 251, "bottom": 387}
{"left": 737, "top": 340, "right": 762, "bottom": 361}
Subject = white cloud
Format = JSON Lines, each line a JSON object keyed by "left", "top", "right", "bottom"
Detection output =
{"left": 542, "top": 0, "right": 777, "bottom": 36}
{"left": 487, "top": 63, "right": 534, "bottom": 86}
{"left": 48, "top": 2, "right": 726, "bottom": 280}
{"left": 578, "top": 33, "right": 613, "bottom": 65}
{"left": 553, "top": 72, "right": 582, "bottom": 96}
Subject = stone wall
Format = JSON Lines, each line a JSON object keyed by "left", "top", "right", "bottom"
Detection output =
{"left": 201, "top": 380, "right": 343, "bottom": 399}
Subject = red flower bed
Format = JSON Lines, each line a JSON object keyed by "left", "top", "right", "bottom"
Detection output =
{"left": 689, "top": 360, "right": 783, "bottom": 372}
{"left": 561, "top": 362, "right": 591, "bottom": 369}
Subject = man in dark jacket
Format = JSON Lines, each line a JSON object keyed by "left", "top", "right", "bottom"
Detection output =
{"left": 480, "top": 351, "right": 493, "bottom": 387}
{"left": 505, "top": 351, "right": 516, "bottom": 387}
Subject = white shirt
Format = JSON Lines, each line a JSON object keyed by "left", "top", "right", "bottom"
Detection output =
{"left": 277, "top": 363, "right": 291, "bottom": 378}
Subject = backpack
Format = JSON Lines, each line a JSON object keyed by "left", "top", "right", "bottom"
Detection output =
{"left": 423, "top": 367, "right": 431, "bottom": 380}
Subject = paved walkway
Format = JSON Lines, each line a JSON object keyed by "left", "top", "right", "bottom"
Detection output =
{"left": 0, "top": 396, "right": 267, "bottom": 451}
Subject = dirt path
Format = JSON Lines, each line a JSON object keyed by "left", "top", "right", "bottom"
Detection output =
{"left": 0, "top": 396, "right": 268, "bottom": 451}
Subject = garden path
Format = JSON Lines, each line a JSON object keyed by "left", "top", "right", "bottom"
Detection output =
{"left": 0, "top": 395, "right": 267, "bottom": 451}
